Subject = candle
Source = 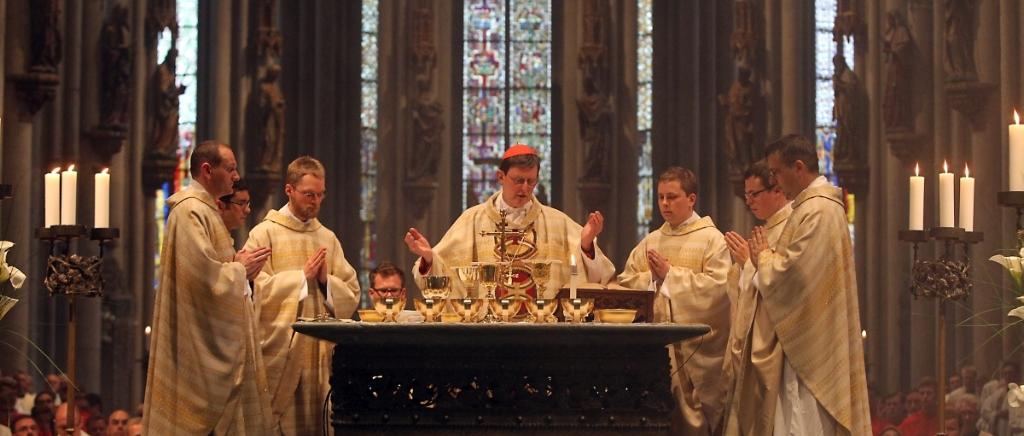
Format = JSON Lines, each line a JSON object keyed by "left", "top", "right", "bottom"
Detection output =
{"left": 1011, "top": 110, "right": 1024, "bottom": 190}
{"left": 909, "top": 163, "right": 924, "bottom": 231}
{"left": 939, "top": 160, "right": 954, "bottom": 228}
{"left": 60, "top": 165, "right": 78, "bottom": 225}
{"left": 44, "top": 167, "right": 61, "bottom": 227}
{"left": 95, "top": 168, "right": 110, "bottom": 228}
{"left": 569, "top": 254, "right": 578, "bottom": 299}
{"left": 960, "top": 164, "right": 975, "bottom": 232}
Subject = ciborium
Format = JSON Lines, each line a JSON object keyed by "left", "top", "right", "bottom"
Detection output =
{"left": 525, "top": 298, "right": 557, "bottom": 323}
{"left": 452, "top": 298, "right": 485, "bottom": 323}
{"left": 414, "top": 298, "right": 443, "bottom": 322}
{"left": 559, "top": 298, "right": 595, "bottom": 323}
{"left": 487, "top": 297, "right": 524, "bottom": 323}
{"left": 371, "top": 294, "right": 406, "bottom": 323}
{"left": 423, "top": 275, "right": 451, "bottom": 299}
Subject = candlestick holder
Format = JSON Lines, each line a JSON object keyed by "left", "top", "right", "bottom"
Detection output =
{"left": 898, "top": 225, "right": 982, "bottom": 436}
{"left": 998, "top": 191, "right": 1024, "bottom": 244}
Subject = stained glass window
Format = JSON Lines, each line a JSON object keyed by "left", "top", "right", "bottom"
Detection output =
{"left": 813, "top": 0, "right": 853, "bottom": 183}
{"left": 359, "top": 0, "right": 380, "bottom": 294}
{"left": 463, "top": 0, "right": 552, "bottom": 209}
{"left": 636, "top": 0, "right": 653, "bottom": 240}
{"left": 155, "top": 1, "right": 199, "bottom": 286}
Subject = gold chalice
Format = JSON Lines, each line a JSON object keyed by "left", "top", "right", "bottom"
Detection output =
{"left": 452, "top": 298, "right": 485, "bottom": 323}
{"left": 454, "top": 265, "right": 479, "bottom": 298}
{"left": 529, "top": 260, "right": 560, "bottom": 299}
{"left": 476, "top": 262, "right": 501, "bottom": 300}
{"left": 525, "top": 298, "right": 557, "bottom": 323}
{"left": 371, "top": 294, "right": 406, "bottom": 323}
{"left": 414, "top": 298, "right": 444, "bottom": 322}
{"left": 487, "top": 298, "right": 524, "bottom": 323}
{"left": 559, "top": 297, "right": 595, "bottom": 323}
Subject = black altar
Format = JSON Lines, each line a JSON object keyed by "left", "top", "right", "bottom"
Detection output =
{"left": 293, "top": 321, "right": 709, "bottom": 435}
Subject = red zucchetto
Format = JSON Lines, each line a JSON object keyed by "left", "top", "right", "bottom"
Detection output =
{"left": 501, "top": 144, "right": 538, "bottom": 160}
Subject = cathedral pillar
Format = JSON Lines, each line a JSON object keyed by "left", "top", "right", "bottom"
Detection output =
{"left": 778, "top": 0, "right": 811, "bottom": 136}
{"left": 130, "top": 0, "right": 153, "bottom": 407}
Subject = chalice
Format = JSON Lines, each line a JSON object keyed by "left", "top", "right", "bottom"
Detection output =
{"left": 454, "top": 265, "right": 479, "bottom": 298}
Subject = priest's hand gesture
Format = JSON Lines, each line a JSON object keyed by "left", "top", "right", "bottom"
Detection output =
{"left": 724, "top": 231, "right": 750, "bottom": 265}
{"left": 646, "top": 249, "right": 670, "bottom": 282}
{"left": 749, "top": 226, "right": 768, "bottom": 268}
{"left": 580, "top": 211, "right": 604, "bottom": 256}
{"left": 305, "top": 247, "right": 327, "bottom": 285}
{"left": 235, "top": 246, "right": 271, "bottom": 281}
{"left": 404, "top": 228, "right": 433, "bottom": 265}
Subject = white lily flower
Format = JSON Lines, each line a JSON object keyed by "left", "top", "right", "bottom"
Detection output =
{"left": 1009, "top": 383, "right": 1024, "bottom": 408}
{"left": 0, "top": 240, "right": 26, "bottom": 289}
{"left": 991, "top": 253, "right": 1024, "bottom": 292}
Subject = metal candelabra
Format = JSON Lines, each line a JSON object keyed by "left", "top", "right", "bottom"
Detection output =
{"left": 35, "top": 223, "right": 118, "bottom": 435}
{"left": 898, "top": 226, "right": 982, "bottom": 436}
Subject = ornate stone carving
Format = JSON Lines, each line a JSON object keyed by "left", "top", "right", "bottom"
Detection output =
{"left": 145, "top": 0, "right": 176, "bottom": 48}
{"left": 832, "top": 54, "right": 866, "bottom": 164}
{"left": 944, "top": 0, "right": 978, "bottom": 81}
{"left": 721, "top": 1, "right": 764, "bottom": 197}
{"left": 946, "top": 80, "right": 996, "bottom": 131}
{"left": 256, "top": 65, "right": 285, "bottom": 173}
{"left": 576, "top": 0, "right": 612, "bottom": 212}
{"left": 834, "top": 0, "right": 866, "bottom": 54}
{"left": 246, "top": 0, "right": 285, "bottom": 214}
{"left": 886, "top": 130, "right": 926, "bottom": 168}
{"left": 10, "top": 0, "right": 63, "bottom": 117}
{"left": 883, "top": 11, "right": 913, "bottom": 132}
{"left": 729, "top": 1, "right": 758, "bottom": 68}
{"left": 404, "top": 6, "right": 445, "bottom": 217}
{"left": 87, "top": 4, "right": 133, "bottom": 163}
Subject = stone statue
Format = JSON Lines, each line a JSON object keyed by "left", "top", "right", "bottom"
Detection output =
{"left": 730, "top": 1, "right": 757, "bottom": 67}
{"left": 832, "top": 54, "right": 864, "bottom": 162}
{"left": 944, "top": 0, "right": 978, "bottom": 80}
{"left": 30, "top": 0, "right": 63, "bottom": 72}
{"left": 149, "top": 49, "right": 185, "bottom": 156}
{"left": 257, "top": 65, "right": 285, "bottom": 172}
{"left": 408, "top": 97, "right": 445, "bottom": 182}
{"left": 100, "top": 5, "right": 132, "bottom": 127}
{"left": 883, "top": 10, "right": 913, "bottom": 131}
{"left": 577, "top": 94, "right": 612, "bottom": 182}
{"left": 721, "top": 66, "right": 757, "bottom": 166}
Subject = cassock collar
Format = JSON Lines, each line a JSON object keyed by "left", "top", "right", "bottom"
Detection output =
{"left": 765, "top": 202, "right": 793, "bottom": 230}
{"left": 167, "top": 182, "right": 218, "bottom": 211}
{"left": 660, "top": 213, "right": 716, "bottom": 236}
{"left": 266, "top": 204, "right": 322, "bottom": 232}
{"left": 792, "top": 176, "right": 844, "bottom": 209}
{"left": 487, "top": 191, "right": 540, "bottom": 227}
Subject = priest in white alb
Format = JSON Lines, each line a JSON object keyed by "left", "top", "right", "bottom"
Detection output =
{"left": 143, "top": 141, "right": 274, "bottom": 435}
{"left": 618, "top": 166, "right": 732, "bottom": 435}
{"left": 404, "top": 144, "right": 615, "bottom": 299}
{"left": 720, "top": 161, "right": 792, "bottom": 435}
{"left": 748, "top": 134, "right": 870, "bottom": 435}
{"left": 244, "top": 156, "right": 362, "bottom": 435}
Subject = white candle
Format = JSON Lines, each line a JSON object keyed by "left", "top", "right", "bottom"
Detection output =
{"left": 960, "top": 164, "right": 975, "bottom": 232}
{"left": 1011, "top": 111, "right": 1024, "bottom": 191}
{"left": 569, "top": 254, "right": 578, "bottom": 299}
{"left": 909, "top": 163, "right": 924, "bottom": 231}
{"left": 94, "top": 168, "right": 110, "bottom": 228}
{"left": 60, "top": 165, "right": 78, "bottom": 225}
{"left": 939, "top": 160, "right": 954, "bottom": 228}
{"left": 44, "top": 167, "right": 60, "bottom": 227}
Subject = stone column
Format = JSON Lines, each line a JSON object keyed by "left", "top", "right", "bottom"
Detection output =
{"left": 130, "top": 0, "right": 152, "bottom": 407}
{"left": 205, "top": 0, "right": 232, "bottom": 143}
{"left": 779, "top": 0, "right": 809, "bottom": 136}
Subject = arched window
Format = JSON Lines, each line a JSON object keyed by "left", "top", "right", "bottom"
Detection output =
{"left": 154, "top": 1, "right": 199, "bottom": 286}
{"left": 636, "top": 0, "right": 653, "bottom": 240}
{"left": 360, "top": 0, "right": 380, "bottom": 291}
{"left": 462, "top": 0, "right": 553, "bottom": 209}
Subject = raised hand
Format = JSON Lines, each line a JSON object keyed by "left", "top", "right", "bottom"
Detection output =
{"left": 404, "top": 228, "right": 433, "bottom": 264}
{"left": 580, "top": 211, "right": 605, "bottom": 252}
{"left": 235, "top": 246, "right": 272, "bottom": 281}
{"left": 724, "top": 231, "right": 750, "bottom": 265}
{"left": 646, "top": 249, "right": 670, "bottom": 281}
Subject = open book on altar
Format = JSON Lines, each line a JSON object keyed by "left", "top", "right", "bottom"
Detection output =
{"left": 555, "top": 283, "right": 655, "bottom": 323}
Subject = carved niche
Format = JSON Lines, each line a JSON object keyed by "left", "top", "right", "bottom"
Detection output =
{"left": 576, "top": 0, "right": 613, "bottom": 212}
{"left": 719, "top": 0, "right": 764, "bottom": 197}
{"left": 403, "top": 5, "right": 446, "bottom": 218}
{"left": 882, "top": 10, "right": 924, "bottom": 167}
{"left": 943, "top": 0, "right": 993, "bottom": 131}
{"left": 10, "top": 0, "right": 63, "bottom": 118}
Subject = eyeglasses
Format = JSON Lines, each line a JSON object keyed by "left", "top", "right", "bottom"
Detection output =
{"left": 229, "top": 199, "right": 250, "bottom": 208}
{"left": 288, "top": 184, "right": 326, "bottom": 200}
{"left": 509, "top": 177, "right": 538, "bottom": 187}
{"left": 743, "top": 187, "right": 772, "bottom": 200}
{"left": 371, "top": 287, "right": 404, "bottom": 294}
